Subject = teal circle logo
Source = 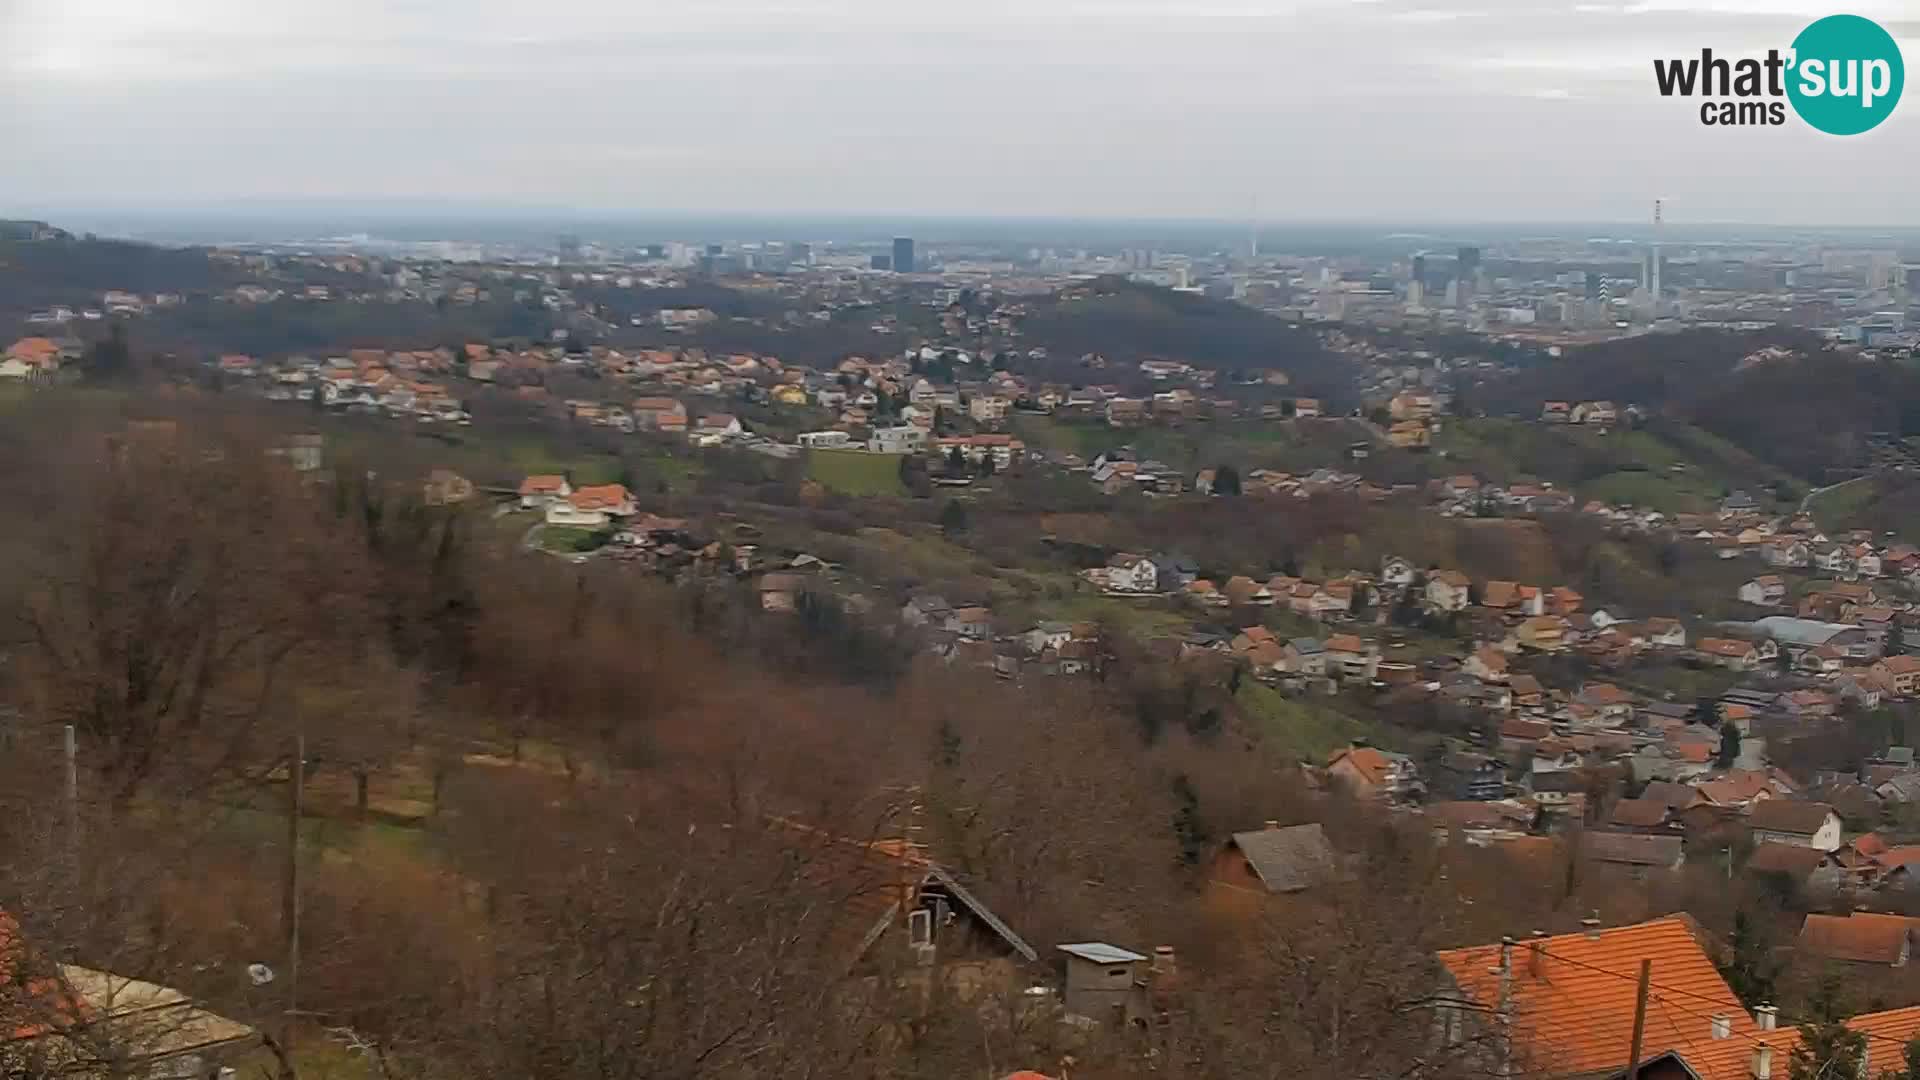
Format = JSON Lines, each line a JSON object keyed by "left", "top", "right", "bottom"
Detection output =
{"left": 1787, "top": 14, "right": 1904, "bottom": 135}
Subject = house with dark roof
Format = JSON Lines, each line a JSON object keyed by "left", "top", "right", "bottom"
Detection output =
{"left": 1747, "top": 843, "right": 1844, "bottom": 898}
{"left": 1747, "top": 800, "right": 1842, "bottom": 851}
{"left": 1584, "top": 832, "right": 1686, "bottom": 877}
{"left": 1606, "top": 797, "right": 1677, "bottom": 834}
{"left": 1207, "top": 821, "right": 1340, "bottom": 897}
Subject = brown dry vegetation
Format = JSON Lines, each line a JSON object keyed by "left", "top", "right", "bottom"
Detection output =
{"left": 0, "top": 394, "right": 1871, "bottom": 1080}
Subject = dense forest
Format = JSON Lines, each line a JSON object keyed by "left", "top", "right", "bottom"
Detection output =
{"left": 1015, "top": 278, "right": 1355, "bottom": 402}
{"left": 1475, "top": 329, "right": 1920, "bottom": 482}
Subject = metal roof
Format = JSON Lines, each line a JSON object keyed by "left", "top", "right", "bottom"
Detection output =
{"left": 1057, "top": 942, "right": 1148, "bottom": 965}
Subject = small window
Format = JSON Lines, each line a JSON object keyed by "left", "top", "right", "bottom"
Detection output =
{"left": 1108, "top": 967, "right": 1129, "bottom": 978}
{"left": 908, "top": 909, "right": 933, "bottom": 946}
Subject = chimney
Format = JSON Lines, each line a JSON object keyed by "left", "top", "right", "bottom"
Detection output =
{"left": 1264, "top": 820, "right": 1281, "bottom": 830}
{"left": 1755, "top": 1004, "right": 1778, "bottom": 1031}
{"left": 1528, "top": 930, "right": 1547, "bottom": 977}
{"left": 1499, "top": 936, "right": 1515, "bottom": 977}
{"left": 1582, "top": 916, "right": 1603, "bottom": 940}
{"left": 1152, "top": 945, "right": 1178, "bottom": 985}
{"left": 1712, "top": 1013, "right": 1731, "bottom": 1040}
{"left": 1752, "top": 1042, "right": 1772, "bottom": 1080}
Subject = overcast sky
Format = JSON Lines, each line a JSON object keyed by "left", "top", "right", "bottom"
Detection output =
{"left": 1, "top": 0, "right": 1914, "bottom": 225}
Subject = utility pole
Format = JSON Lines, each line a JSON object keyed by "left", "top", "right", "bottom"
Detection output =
{"left": 283, "top": 734, "right": 304, "bottom": 1060}
{"left": 63, "top": 724, "right": 78, "bottom": 859}
{"left": 1626, "top": 959, "right": 1651, "bottom": 1080}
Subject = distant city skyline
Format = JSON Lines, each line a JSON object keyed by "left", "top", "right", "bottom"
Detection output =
{"left": 4, "top": 0, "right": 1916, "bottom": 226}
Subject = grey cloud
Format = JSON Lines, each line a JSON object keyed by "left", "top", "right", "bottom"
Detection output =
{"left": 0, "top": 0, "right": 1914, "bottom": 224}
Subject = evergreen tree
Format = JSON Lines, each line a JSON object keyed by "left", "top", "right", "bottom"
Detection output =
{"left": 1788, "top": 1021, "right": 1865, "bottom": 1080}
{"left": 1212, "top": 463, "right": 1242, "bottom": 496}
{"left": 939, "top": 500, "right": 968, "bottom": 534}
{"left": 1717, "top": 720, "right": 1743, "bottom": 768}
{"left": 83, "top": 322, "right": 133, "bottom": 382}
{"left": 1718, "top": 908, "right": 1780, "bottom": 1008}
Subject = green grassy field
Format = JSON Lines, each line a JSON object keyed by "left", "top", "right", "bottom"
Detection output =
{"left": 1236, "top": 683, "right": 1371, "bottom": 762}
{"left": 1433, "top": 418, "right": 1798, "bottom": 514}
{"left": 1808, "top": 476, "right": 1879, "bottom": 530}
{"left": 538, "top": 525, "right": 605, "bottom": 553}
{"left": 807, "top": 448, "right": 906, "bottom": 496}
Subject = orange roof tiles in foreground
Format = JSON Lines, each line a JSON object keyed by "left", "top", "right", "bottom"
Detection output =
{"left": 1437, "top": 915, "right": 1790, "bottom": 1080}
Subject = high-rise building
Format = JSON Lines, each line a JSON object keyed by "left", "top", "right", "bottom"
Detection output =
{"left": 1585, "top": 271, "right": 1602, "bottom": 300}
{"left": 870, "top": 255, "right": 893, "bottom": 271}
{"left": 1456, "top": 246, "right": 1481, "bottom": 278}
{"left": 1411, "top": 254, "right": 1427, "bottom": 286}
{"left": 892, "top": 236, "right": 915, "bottom": 274}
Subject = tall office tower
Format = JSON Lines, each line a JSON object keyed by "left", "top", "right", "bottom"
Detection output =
{"left": 893, "top": 236, "right": 915, "bottom": 274}
{"left": 1649, "top": 199, "right": 1663, "bottom": 301}
{"left": 792, "top": 242, "right": 812, "bottom": 266}
{"left": 1411, "top": 253, "right": 1427, "bottom": 286}
{"left": 1585, "top": 271, "right": 1602, "bottom": 300}
{"left": 1456, "top": 246, "right": 1481, "bottom": 278}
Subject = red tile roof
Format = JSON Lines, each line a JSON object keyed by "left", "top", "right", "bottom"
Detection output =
{"left": 1798, "top": 912, "right": 1917, "bottom": 965}
{"left": 1437, "top": 916, "right": 1776, "bottom": 1080}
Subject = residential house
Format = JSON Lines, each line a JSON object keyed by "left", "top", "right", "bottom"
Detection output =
{"left": 1738, "top": 575, "right": 1788, "bottom": 607}
{"left": 1508, "top": 674, "right": 1545, "bottom": 709}
{"left": 758, "top": 573, "right": 805, "bottom": 612}
{"left": 518, "top": 474, "right": 573, "bottom": 510}
{"left": 1874, "top": 655, "right": 1920, "bottom": 697}
{"left": 1323, "top": 634, "right": 1379, "bottom": 681}
{"left": 968, "top": 394, "right": 1011, "bottom": 425}
{"left": 1103, "top": 553, "right": 1160, "bottom": 594}
{"left": 1547, "top": 586, "right": 1584, "bottom": 616}
{"left": 1426, "top": 570, "right": 1472, "bottom": 613}
{"left": 422, "top": 468, "right": 474, "bottom": 505}
{"left": 1606, "top": 797, "right": 1677, "bottom": 834}
{"left": 901, "top": 594, "right": 952, "bottom": 628}
{"left": 1379, "top": 555, "right": 1417, "bottom": 589}
{"left": 1763, "top": 539, "right": 1812, "bottom": 569}
{"left": 1797, "top": 912, "right": 1917, "bottom": 968}
{"left": 1280, "top": 638, "right": 1327, "bottom": 677}
{"left": 1574, "top": 683, "right": 1639, "bottom": 724}
{"left": 691, "top": 414, "right": 745, "bottom": 445}
{"left": 1463, "top": 645, "right": 1510, "bottom": 683}
{"left": 547, "top": 483, "right": 634, "bottom": 528}
{"left": 1222, "top": 575, "right": 1273, "bottom": 606}
{"left": 631, "top": 397, "right": 689, "bottom": 433}
{"left": 1746, "top": 800, "right": 1843, "bottom": 851}
{"left": 1747, "top": 844, "right": 1846, "bottom": 899}
{"left": 1481, "top": 580, "right": 1544, "bottom": 616}
{"left": 1387, "top": 420, "right": 1431, "bottom": 449}
{"left": 1570, "top": 400, "right": 1618, "bottom": 426}
{"left": 1510, "top": 616, "right": 1571, "bottom": 653}
{"left": 1207, "top": 821, "right": 1340, "bottom": 900}
{"left": 1695, "top": 638, "right": 1766, "bottom": 670}
{"left": 868, "top": 425, "right": 928, "bottom": 454}
{"left": 1585, "top": 832, "right": 1687, "bottom": 876}
{"left": 1023, "top": 622, "right": 1077, "bottom": 655}
{"left": 1639, "top": 618, "right": 1688, "bottom": 649}
{"left": 1325, "top": 745, "right": 1422, "bottom": 802}
{"left": 946, "top": 606, "right": 993, "bottom": 641}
